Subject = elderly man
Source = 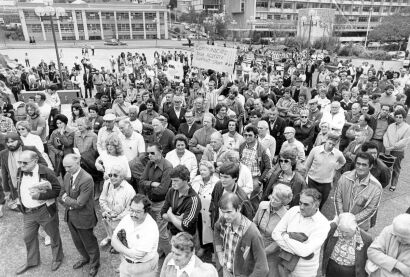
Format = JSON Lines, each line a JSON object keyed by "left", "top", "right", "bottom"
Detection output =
{"left": 272, "top": 188, "right": 330, "bottom": 277}
{"left": 321, "top": 101, "right": 346, "bottom": 133}
{"left": 266, "top": 106, "right": 287, "bottom": 155}
{"left": 97, "top": 113, "right": 121, "bottom": 154}
{"left": 177, "top": 110, "right": 201, "bottom": 140}
{"left": 128, "top": 106, "right": 143, "bottom": 134}
{"left": 305, "top": 132, "right": 346, "bottom": 209}
{"left": 335, "top": 152, "right": 382, "bottom": 231}
{"left": 214, "top": 193, "right": 269, "bottom": 277}
{"left": 280, "top": 126, "right": 306, "bottom": 163}
{"left": 201, "top": 132, "right": 229, "bottom": 170}
{"left": 258, "top": 120, "right": 276, "bottom": 159}
{"left": 367, "top": 214, "right": 410, "bottom": 277}
{"left": 166, "top": 95, "right": 186, "bottom": 131}
{"left": 119, "top": 118, "right": 145, "bottom": 161}
{"left": 307, "top": 98, "right": 323, "bottom": 127}
{"left": 15, "top": 150, "right": 64, "bottom": 275}
{"left": 152, "top": 116, "right": 175, "bottom": 156}
{"left": 383, "top": 108, "right": 410, "bottom": 191}
{"left": 111, "top": 194, "right": 160, "bottom": 277}
{"left": 140, "top": 142, "right": 173, "bottom": 256}
{"left": 59, "top": 154, "right": 100, "bottom": 277}
{"left": 160, "top": 232, "right": 218, "bottom": 277}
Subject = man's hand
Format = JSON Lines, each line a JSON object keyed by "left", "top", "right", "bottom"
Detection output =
{"left": 30, "top": 191, "right": 40, "bottom": 200}
{"left": 126, "top": 249, "right": 145, "bottom": 260}
{"left": 151, "top": 182, "right": 160, "bottom": 188}
{"left": 167, "top": 207, "right": 174, "bottom": 218}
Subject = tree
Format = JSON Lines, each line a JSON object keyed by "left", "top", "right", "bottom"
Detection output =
{"left": 368, "top": 9, "right": 410, "bottom": 42}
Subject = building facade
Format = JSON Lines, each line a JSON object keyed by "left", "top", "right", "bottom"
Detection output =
{"left": 225, "top": 0, "right": 410, "bottom": 42}
{"left": 16, "top": 1, "right": 170, "bottom": 41}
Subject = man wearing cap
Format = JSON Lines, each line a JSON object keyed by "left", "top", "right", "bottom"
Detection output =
{"left": 14, "top": 150, "right": 64, "bottom": 275}
{"left": 307, "top": 98, "right": 323, "bottom": 128}
{"left": 367, "top": 214, "right": 410, "bottom": 277}
{"left": 96, "top": 113, "right": 121, "bottom": 154}
{"left": 305, "top": 132, "right": 346, "bottom": 209}
{"left": 0, "top": 133, "right": 47, "bottom": 216}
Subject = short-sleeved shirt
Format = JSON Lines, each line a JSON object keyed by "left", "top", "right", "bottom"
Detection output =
{"left": 28, "top": 115, "right": 47, "bottom": 143}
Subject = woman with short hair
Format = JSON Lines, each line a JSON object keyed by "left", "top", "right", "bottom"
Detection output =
{"left": 253, "top": 184, "right": 293, "bottom": 277}
{"left": 99, "top": 164, "right": 136, "bottom": 253}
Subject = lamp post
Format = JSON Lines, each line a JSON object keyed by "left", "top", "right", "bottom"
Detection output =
{"left": 364, "top": 8, "right": 373, "bottom": 48}
{"left": 153, "top": 17, "right": 159, "bottom": 47}
{"left": 300, "top": 11, "right": 320, "bottom": 48}
{"left": 230, "top": 19, "right": 237, "bottom": 41}
{"left": 319, "top": 22, "right": 329, "bottom": 53}
{"left": 34, "top": 0, "right": 65, "bottom": 78}
{"left": 167, "top": 4, "right": 172, "bottom": 30}
{"left": 247, "top": 16, "right": 256, "bottom": 41}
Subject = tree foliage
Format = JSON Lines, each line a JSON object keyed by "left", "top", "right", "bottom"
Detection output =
{"left": 369, "top": 10, "right": 410, "bottom": 42}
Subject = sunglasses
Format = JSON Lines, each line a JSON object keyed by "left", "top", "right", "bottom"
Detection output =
{"left": 300, "top": 116, "right": 308, "bottom": 118}
{"left": 279, "top": 159, "right": 291, "bottom": 164}
{"left": 108, "top": 173, "right": 119, "bottom": 178}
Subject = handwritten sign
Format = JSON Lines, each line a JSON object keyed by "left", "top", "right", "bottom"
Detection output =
{"left": 167, "top": 60, "right": 184, "bottom": 81}
{"left": 192, "top": 44, "right": 236, "bottom": 73}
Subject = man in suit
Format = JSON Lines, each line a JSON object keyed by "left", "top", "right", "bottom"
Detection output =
{"left": 15, "top": 150, "right": 64, "bottom": 274}
{"left": 0, "top": 133, "right": 47, "bottom": 216}
{"left": 265, "top": 106, "right": 287, "bottom": 155}
{"left": 83, "top": 67, "right": 94, "bottom": 98}
{"left": 166, "top": 95, "right": 186, "bottom": 131}
{"left": 59, "top": 153, "right": 100, "bottom": 277}
{"left": 177, "top": 110, "right": 201, "bottom": 139}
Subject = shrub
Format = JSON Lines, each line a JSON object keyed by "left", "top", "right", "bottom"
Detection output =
{"left": 358, "top": 50, "right": 392, "bottom": 60}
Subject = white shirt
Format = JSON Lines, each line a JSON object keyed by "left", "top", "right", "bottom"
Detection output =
{"left": 237, "top": 163, "right": 253, "bottom": 197}
{"left": 258, "top": 134, "right": 276, "bottom": 158}
{"left": 168, "top": 254, "right": 196, "bottom": 277}
{"left": 20, "top": 165, "right": 47, "bottom": 208}
{"left": 165, "top": 149, "right": 198, "bottom": 182}
{"left": 113, "top": 214, "right": 159, "bottom": 263}
{"left": 129, "top": 118, "right": 143, "bottom": 133}
{"left": 272, "top": 206, "right": 330, "bottom": 277}
{"left": 320, "top": 109, "right": 346, "bottom": 132}
{"left": 120, "top": 132, "right": 145, "bottom": 161}
{"left": 71, "top": 168, "right": 81, "bottom": 185}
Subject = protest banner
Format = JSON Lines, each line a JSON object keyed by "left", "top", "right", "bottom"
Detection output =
{"left": 192, "top": 44, "right": 236, "bottom": 73}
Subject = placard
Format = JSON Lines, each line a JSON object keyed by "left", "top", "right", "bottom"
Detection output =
{"left": 192, "top": 44, "right": 236, "bottom": 73}
{"left": 167, "top": 60, "right": 184, "bottom": 82}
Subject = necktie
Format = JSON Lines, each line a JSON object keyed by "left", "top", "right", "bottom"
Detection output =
{"left": 23, "top": 171, "right": 33, "bottom": 177}
{"left": 70, "top": 176, "right": 75, "bottom": 190}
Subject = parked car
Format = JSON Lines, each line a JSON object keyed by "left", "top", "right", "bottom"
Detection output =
{"left": 104, "top": 38, "right": 127, "bottom": 46}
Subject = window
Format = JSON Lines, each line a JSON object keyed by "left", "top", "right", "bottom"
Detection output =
{"left": 362, "top": 6, "right": 371, "bottom": 12}
{"left": 145, "top": 12, "right": 156, "bottom": 20}
{"left": 117, "top": 12, "right": 129, "bottom": 20}
{"left": 28, "top": 24, "right": 42, "bottom": 33}
{"left": 296, "top": 3, "right": 306, "bottom": 9}
{"left": 117, "top": 23, "right": 130, "bottom": 31}
{"left": 86, "top": 12, "right": 98, "bottom": 20}
{"left": 358, "top": 16, "right": 368, "bottom": 22}
{"left": 274, "top": 14, "right": 281, "bottom": 20}
{"left": 131, "top": 23, "right": 144, "bottom": 31}
{"left": 371, "top": 16, "right": 380, "bottom": 22}
{"left": 131, "top": 13, "right": 143, "bottom": 20}
{"left": 283, "top": 2, "right": 292, "bottom": 9}
{"left": 352, "top": 6, "right": 359, "bottom": 12}
{"left": 267, "top": 14, "right": 272, "bottom": 19}
{"left": 373, "top": 7, "right": 380, "bottom": 12}
{"left": 274, "top": 2, "right": 281, "bottom": 8}
{"left": 256, "top": 1, "right": 268, "bottom": 8}
{"left": 101, "top": 12, "right": 113, "bottom": 20}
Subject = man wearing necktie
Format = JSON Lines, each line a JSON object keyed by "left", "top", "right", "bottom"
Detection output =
{"left": 59, "top": 153, "right": 100, "bottom": 277}
{"left": 15, "top": 150, "right": 64, "bottom": 275}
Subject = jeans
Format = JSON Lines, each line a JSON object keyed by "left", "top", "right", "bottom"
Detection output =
{"left": 307, "top": 177, "right": 332, "bottom": 210}
{"left": 149, "top": 200, "right": 171, "bottom": 256}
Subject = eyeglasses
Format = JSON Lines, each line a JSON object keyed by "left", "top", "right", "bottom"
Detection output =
{"left": 18, "top": 160, "right": 34, "bottom": 165}
{"left": 279, "top": 159, "right": 291, "bottom": 164}
{"left": 300, "top": 116, "right": 308, "bottom": 118}
{"left": 130, "top": 209, "right": 145, "bottom": 215}
{"left": 148, "top": 152, "right": 156, "bottom": 155}
{"left": 243, "top": 134, "right": 254, "bottom": 137}
{"left": 108, "top": 173, "right": 119, "bottom": 178}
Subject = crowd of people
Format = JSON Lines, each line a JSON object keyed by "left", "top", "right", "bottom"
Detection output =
{"left": 0, "top": 45, "right": 409, "bottom": 277}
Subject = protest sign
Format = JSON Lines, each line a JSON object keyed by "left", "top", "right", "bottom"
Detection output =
{"left": 167, "top": 60, "right": 184, "bottom": 82}
{"left": 192, "top": 44, "right": 236, "bottom": 73}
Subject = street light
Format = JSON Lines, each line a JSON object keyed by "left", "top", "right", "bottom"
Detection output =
{"left": 300, "top": 10, "right": 320, "bottom": 48}
{"left": 319, "top": 22, "right": 329, "bottom": 52}
{"left": 364, "top": 8, "right": 373, "bottom": 48}
{"left": 247, "top": 16, "right": 256, "bottom": 40}
{"left": 230, "top": 19, "right": 237, "bottom": 41}
{"left": 34, "top": 0, "right": 65, "bottom": 78}
{"left": 167, "top": 4, "right": 172, "bottom": 30}
{"left": 153, "top": 17, "right": 159, "bottom": 47}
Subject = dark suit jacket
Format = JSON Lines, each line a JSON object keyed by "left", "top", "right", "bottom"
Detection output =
{"left": 83, "top": 71, "right": 93, "bottom": 88}
{"left": 266, "top": 116, "right": 287, "bottom": 155}
{"left": 16, "top": 164, "right": 60, "bottom": 216}
{"left": 322, "top": 223, "right": 373, "bottom": 277}
{"left": 59, "top": 168, "right": 97, "bottom": 229}
{"left": 0, "top": 145, "right": 47, "bottom": 196}
{"left": 177, "top": 122, "right": 201, "bottom": 139}
{"left": 91, "top": 116, "right": 104, "bottom": 134}
{"left": 167, "top": 107, "right": 186, "bottom": 131}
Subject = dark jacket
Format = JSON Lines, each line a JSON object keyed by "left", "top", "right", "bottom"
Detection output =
{"left": 294, "top": 121, "right": 315, "bottom": 151}
{"left": 214, "top": 216, "right": 269, "bottom": 277}
{"left": 369, "top": 114, "right": 395, "bottom": 138}
{"left": 59, "top": 168, "right": 97, "bottom": 229}
{"left": 155, "top": 129, "right": 175, "bottom": 157}
{"left": 140, "top": 158, "right": 173, "bottom": 202}
{"left": 167, "top": 107, "right": 186, "bottom": 131}
{"left": 91, "top": 116, "right": 104, "bottom": 134}
{"left": 238, "top": 141, "right": 272, "bottom": 183}
{"left": 322, "top": 223, "right": 373, "bottom": 277}
{"left": 17, "top": 164, "right": 61, "bottom": 216}
{"left": 209, "top": 182, "right": 254, "bottom": 229}
{"left": 0, "top": 145, "right": 47, "bottom": 197}
{"left": 83, "top": 71, "right": 93, "bottom": 88}
{"left": 177, "top": 122, "right": 202, "bottom": 139}
{"left": 263, "top": 168, "right": 306, "bottom": 207}
{"left": 266, "top": 116, "right": 287, "bottom": 155}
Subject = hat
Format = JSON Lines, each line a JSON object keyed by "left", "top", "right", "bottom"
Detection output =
{"left": 5, "top": 132, "right": 21, "bottom": 141}
{"left": 103, "top": 113, "right": 116, "bottom": 121}
{"left": 308, "top": 98, "right": 318, "bottom": 104}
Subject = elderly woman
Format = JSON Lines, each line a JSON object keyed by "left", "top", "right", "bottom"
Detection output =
{"left": 189, "top": 113, "right": 217, "bottom": 162}
{"left": 323, "top": 213, "right": 373, "bottom": 277}
{"left": 222, "top": 118, "right": 245, "bottom": 152}
{"left": 99, "top": 164, "right": 136, "bottom": 252}
{"left": 95, "top": 133, "right": 131, "bottom": 180}
{"left": 263, "top": 148, "right": 306, "bottom": 207}
{"left": 73, "top": 117, "right": 97, "bottom": 154}
{"left": 16, "top": 120, "right": 53, "bottom": 169}
{"left": 47, "top": 114, "right": 74, "bottom": 176}
{"left": 165, "top": 134, "right": 198, "bottom": 182}
{"left": 191, "top": 161, "right": 220, "bottom": 257}
{"left": 253, "top": 184, "right": 293, "bottom": 277}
